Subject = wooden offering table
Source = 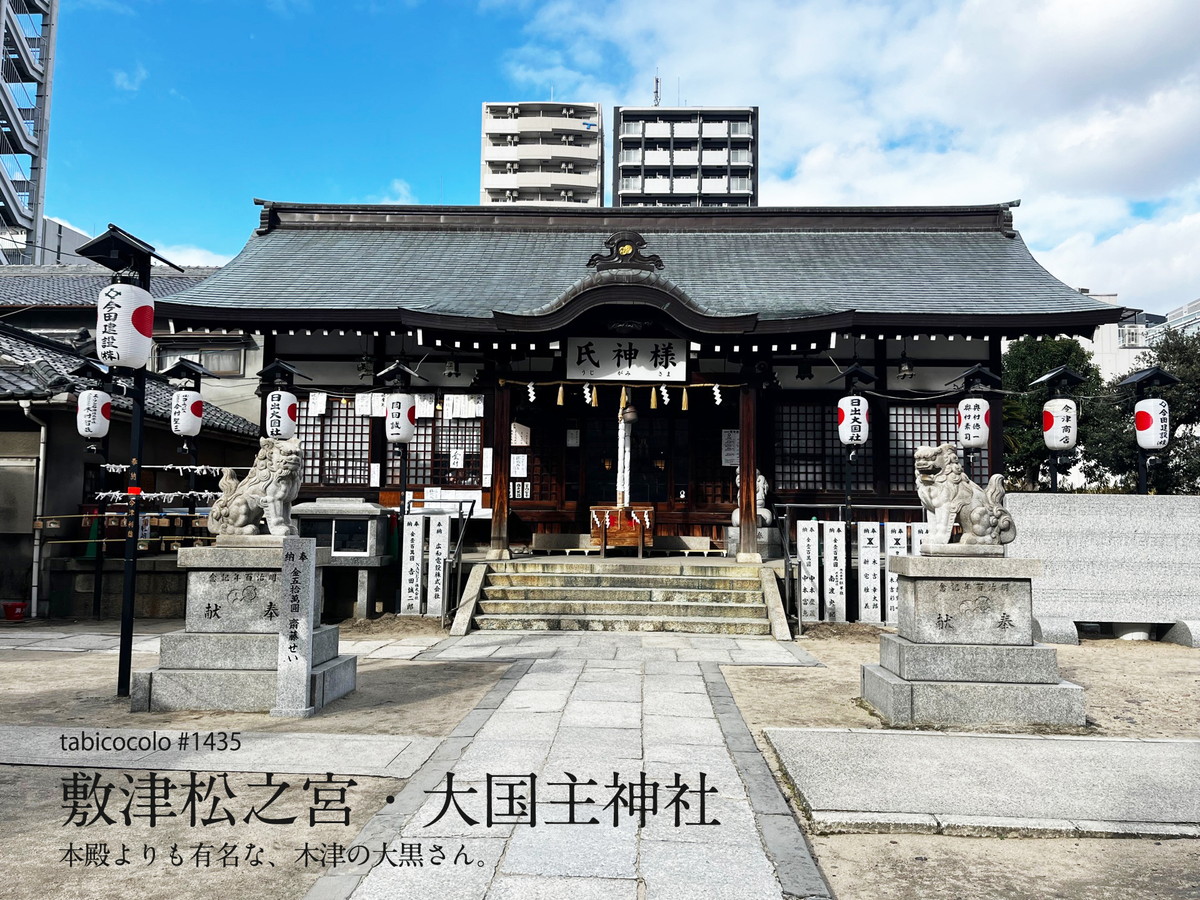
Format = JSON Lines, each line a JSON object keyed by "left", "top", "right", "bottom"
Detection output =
{"left": 589, "top": 504, "right": 654, "bottom": 558}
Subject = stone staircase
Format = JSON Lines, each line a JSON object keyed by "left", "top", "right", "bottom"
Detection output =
{"left": 472, "top": 560, "right": 772, "bottom": 635}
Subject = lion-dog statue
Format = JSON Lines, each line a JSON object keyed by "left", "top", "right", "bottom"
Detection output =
{"left": 914, "top": 443, "right": 1015, "bottom": 546}
{"left": 207, "top": 437, "right": 304, "bottom": 537}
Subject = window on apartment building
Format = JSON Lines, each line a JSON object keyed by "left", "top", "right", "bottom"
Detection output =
{"left": 730, "top": 176, "right": 752, "bottom": 191}
{"left": 730, "top": 121, "right": 752, "bottom": 136}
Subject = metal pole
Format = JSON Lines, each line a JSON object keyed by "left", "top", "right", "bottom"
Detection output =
{"left": 1137, "top": 449, "right": 1148, "bottom": 495}
{"left": 116, "top": 366, "right": 146, "bottom": 697}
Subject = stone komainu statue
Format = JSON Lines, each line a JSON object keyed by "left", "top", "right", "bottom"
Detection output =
{"left": 914, "top": 443, "right": 1015, "bottom": 545}
{"left": 207, "top": 437, "right": 304, "bottom": 537}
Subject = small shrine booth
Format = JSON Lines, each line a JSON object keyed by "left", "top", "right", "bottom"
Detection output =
{"left": 157, "top": 201, "right": 1123, "bottom": 560}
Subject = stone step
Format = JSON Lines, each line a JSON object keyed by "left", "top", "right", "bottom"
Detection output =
{"left": 487, "top": 573, "right": 760, "bottom": 590}
{"left": 488, "top": 561, "right": 762, "bottom": 578}
{"left": 478, "top": 598, "right": 768, "bottom": 619}
{"left": 482, "top": 586, "right": 765, "bottom": 605}
{"left": 473, "top": 614, "right": 773, "bottom": 635}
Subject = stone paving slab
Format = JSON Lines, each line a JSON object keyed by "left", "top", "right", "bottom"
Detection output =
{"left": 766, "top": 728, "right": 1200, "bottom": 836}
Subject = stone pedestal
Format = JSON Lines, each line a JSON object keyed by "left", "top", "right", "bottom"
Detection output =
{"left": 724, "top": 525, "right": 782, "bottom": 560}
{"left": 861, "top": 554, "right": 1084, "bottom": 727}
{"left": 130, "top": 539, "right": 358, "bottom": 713}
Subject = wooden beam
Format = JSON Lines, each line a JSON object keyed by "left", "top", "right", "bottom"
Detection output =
{"left": 489, "top": 384, "right": 512, "bottom": 558}
{"left": 738, "top": 385, "right": 759, "bottom": 560}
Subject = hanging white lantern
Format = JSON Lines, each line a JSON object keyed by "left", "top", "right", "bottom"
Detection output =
{"left": 77, "top": 389, "right": 112, "bottom": 439}
{"left": 956, "top": 398, "right": 990, "bottom": 449}
{"left": 385, "top": 393, "right": 417, "bottom": 443}
{"left": 837, "top": 395, "right": 869, "bottom": 445}
{"left": 1042, "top": 398, "right": 1077, "bottom": 450}
{"left": 171, "top": 390, "right": 204, "bottom": 437}
{"left": 1134, "top": 398, "right": 1170, "bottom": 451}
{"left": 265, "top": 390, "right": 298, "bottom": 439}
{"left": 95, "top": 283, "right": 154, "bottom": 368}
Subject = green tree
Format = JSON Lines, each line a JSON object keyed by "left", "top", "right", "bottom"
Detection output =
{"left": 1082, "top": 328, "right": 1200, "bottom": 494}
{"left": 1000, "top": 337, "right": 1103, "bottom": 489}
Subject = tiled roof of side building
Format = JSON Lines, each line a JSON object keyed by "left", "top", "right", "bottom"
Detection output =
{"left": 0, "top": 322, "right": 258, "bottom": 436}
{"left": 153, "top": 202, "right": 1123, "bottom": 329}
{"left": 0, "top": 266, "right": 221, "bottom": 308}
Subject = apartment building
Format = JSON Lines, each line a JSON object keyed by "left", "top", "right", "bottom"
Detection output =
{"left": 480, "top": 101, "right": 603, "bottom": 206}
{"left": 613, "top": 106, "right": 757, "bottom": 208}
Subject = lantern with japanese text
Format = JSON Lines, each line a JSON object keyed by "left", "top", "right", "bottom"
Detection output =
{"left": 385, "top": 393, "right": 417, "bottom": 443}
{"left": 77, "top": 389, "right": 112, "bottom": 439}
{"left": 171, "top": 390, "right": 204, "bottom": 437}
{"left": 837, "top": 395, "right": 869, "bottom": 445}
{"left": 956, "top": 398, "right": 990, "bottom": 449}
{"left": 95, "top": 283, "right": 154, "bottom": 368}
{"left": 1042, "top": 398, "right": 1078, "bottom": 450}
{"left": 1134, "top": 398, "right": 1170, "bottom": 451}
{"left": 265, "top": 389, "right": 298, "bottom": 440}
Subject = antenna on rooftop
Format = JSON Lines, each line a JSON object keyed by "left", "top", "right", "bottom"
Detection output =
{"left": 653, "top": 72, "right": 660, "bottom": 107}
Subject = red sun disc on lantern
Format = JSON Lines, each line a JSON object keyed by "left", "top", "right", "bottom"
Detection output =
{"left": 407, "top": 406, "right": 417, "bottom": 425}
{"left": 956, "top": 411, "right": 963, "bottom": 426}
{"left": 837, "top": 407, "right": 845, "bottom": 425}
{"left": 1041, "top": 410, "right": 1054, "bottom": 432}
{"left": 287, "top": 402, "right": 298, "bottom": 422}
{"left": 101, "top": 402, "right": 112, "bottom": 420}
{"left": 131, "top": 305, "right": 155, "bottom": 338}
{"left": 1134, "top": 410, "right": 1153, "bottom": 431}
{"left": 984, "top": 409, "right": 991, "bottom": 427}
{"left": 190, "top": 400, "right": 204, "bottom": 417}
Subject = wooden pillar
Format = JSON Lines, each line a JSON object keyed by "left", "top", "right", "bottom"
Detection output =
{"left": 489, "top": 382, "right": 511, "bottom": 558}
{"left": 738, "top": 384, "right": 760, "bottom": 561}
{"left": 989, "top": 336, "right": 1005, "bottom": 476}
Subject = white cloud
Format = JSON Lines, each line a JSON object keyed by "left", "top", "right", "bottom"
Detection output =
{"left": 112, "top": 63, "right": 148, "bottom": 92}
{"left": 494, "top": 0, "right": 1200, "bottom": 314}
{"left": 155, "top": 245, "right": 234, "bottom": 267}
{"left": 371, "top": 178, "right": 419, "bottom": 205}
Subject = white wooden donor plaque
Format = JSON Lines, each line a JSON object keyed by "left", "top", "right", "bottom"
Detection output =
{"left": 885, "top": 523, "right": 908, "bottom": 623}
{"left": 426, "top": 515, "right": 451, "bottom": 618}
{"left": 796, "top": 521, "right": 820, "bottom": 623}
{"left": 821, "top": 521, "right": 847, "bottom": 622}
{"left": 856, "top": 523, "right": 883, "bottom": 624}
{"left": 400, "top": 515, "right": 426, "bottom": 615}
{"left": 911, "top": 523, "right": 930, "bottom": 556}
{"left": 272, "top": 537, "right": 317, "bottom": 718}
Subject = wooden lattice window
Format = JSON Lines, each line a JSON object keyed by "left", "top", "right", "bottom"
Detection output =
{"left": 297, "top": 397, "right": 371, "bottom": 486}
{"left": 888, "top": 405, "right": 991, "bottom": 490}
{"left": 774, "top": 401, "right": 874, "bottom": 492}
{"left": 386, "top": 411, "right": 483, "bottom": 488}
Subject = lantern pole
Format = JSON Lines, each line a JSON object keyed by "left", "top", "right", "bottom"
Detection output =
{"left": 1029, "top": 365, "right": 1087, "bottom": 495}
{"left": 76, "top": 225, "right": 183, "bottom": 698}
{"left": 1116, "top": 367, "right": 1180, "bottom": 495}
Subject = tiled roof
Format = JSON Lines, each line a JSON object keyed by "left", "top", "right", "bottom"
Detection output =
{"left": 155, "top": 202, "right": 1121, "bottom": 328}
{"left": 0, "top": 265, "right": 220, "bottom": 308}
{"left": 0, "top": 323, "right": 258, "bottom": 436}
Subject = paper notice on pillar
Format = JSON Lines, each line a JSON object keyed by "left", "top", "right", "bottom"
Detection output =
{"left": 371, "top": 393, "right": 387, "bottom": 417}
{"left": 400, "top": 515, "right": 426, "bottom": 616}
{"left": 511, "top": 422, "right": 531, "bottom": 447}
{"left": 911, "top": 523, "right": 931, "bottom": 556}
{"left": 425, "top": 515, "right": 450, "bottom": 618}
{"left": 273, "top": 537, "right": 317, "bottom": 717}
{"left": 450, "top": 448, "right": 465, "bottom": 469}
{"left": 415, "top": 393, "right": 436, "bottom": 419}
{"left": 721, "top": 430, "right": 739, "bottom": 467}
{"left": 482, "top": 447, "right": 493, "bottom": 487}
{"left": 796, "top": 521, "right": 820, "bottom": 623}
{"left": 510, "top": 454, "right": 528, "bottom": 477}
{"left": 857, "top": 523, "right": 883, "bottom": 624}
{"left": 885, "top": 523, "right": 908, "bottom": 623}
{"left": 369, "top": 463, "right": 381, "bottom": 488}
{"left": 308, "top": 392, "right": 327, "bottom": 416}
{"left": 354, "top": 393, "right": 373, "bottom": 417}
{"left": 821, "top": 521, "right": 847, "bottom": 623}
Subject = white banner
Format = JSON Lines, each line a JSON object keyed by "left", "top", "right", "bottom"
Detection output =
{"left": 400, "top": 515, "right": 426, "bottom": 615}
{"left": 567, "top": 337, "right": 686, "bottom": 382}
{"left": 425, "top": 515, "right": 450, "bottom": 618}
{"left": 796, "top": 521, "right": 820, "bottom": 622}
{"left": 857, "top": 523, "right": 883, "bottom": 624}
{"left": 911, "top": 523, "right": 930, "bottom": 556}
{"left": 821, "top": 521, "right": 847, "bottom": 623}
{"left": 885, "top": 523, "right": 908, "bottom": 623}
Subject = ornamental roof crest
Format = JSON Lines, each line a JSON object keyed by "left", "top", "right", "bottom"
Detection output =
{"left": 586, "top": 231, "right": 664, "bottom": 272}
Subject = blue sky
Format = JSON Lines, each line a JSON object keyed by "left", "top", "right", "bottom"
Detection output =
{"left": 49, "top": 1, "right": 1200, "bottom": 314}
